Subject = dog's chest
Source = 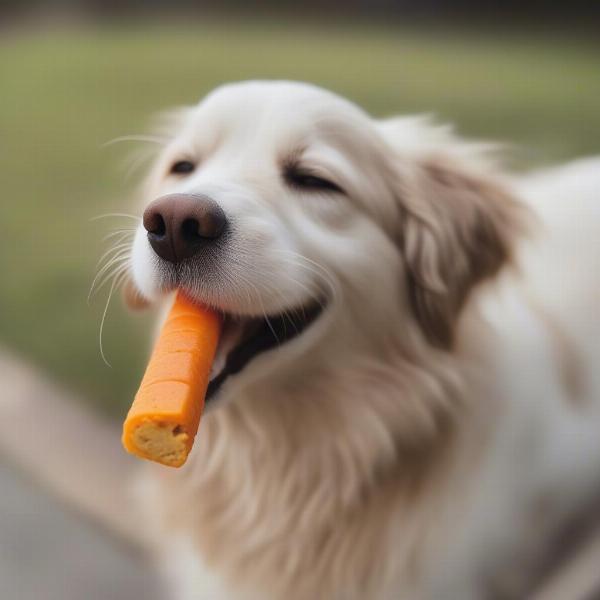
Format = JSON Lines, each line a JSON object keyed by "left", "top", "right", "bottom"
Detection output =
{"left": 162, "top": 535, "right": 260, "bottom": 600}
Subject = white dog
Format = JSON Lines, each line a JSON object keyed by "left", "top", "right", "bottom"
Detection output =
{"left": 123, "top": 81, "right": 600, "bottom": 600}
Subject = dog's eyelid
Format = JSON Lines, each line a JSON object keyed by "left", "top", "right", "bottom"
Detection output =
{"left": 283, "top": 165, "right": 344, "bottom": 194}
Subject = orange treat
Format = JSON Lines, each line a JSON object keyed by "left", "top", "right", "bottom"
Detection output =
{"left": 122, "top": 292, "right": 221, "bottom": 467}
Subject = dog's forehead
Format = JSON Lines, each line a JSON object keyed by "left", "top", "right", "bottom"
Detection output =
{"left": 199, "top": 81, "right": 354, "bottom": 116}
{"left": 191, "top": 81, "right": 370, "bottom": 146}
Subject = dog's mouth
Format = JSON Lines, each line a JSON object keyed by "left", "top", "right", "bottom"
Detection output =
{"left": 206, "top": 304, "right": 323, "bottom": 403}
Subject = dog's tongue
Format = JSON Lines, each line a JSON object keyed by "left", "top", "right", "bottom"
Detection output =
{"left": 122, "top": 291, "right": 222, "bottom": 468}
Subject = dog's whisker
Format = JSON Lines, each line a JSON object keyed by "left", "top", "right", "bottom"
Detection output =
{"left": 98, "top": 251, "right": 130, "bottom": 276}
{"left": 113, "top": 266, "right": 131, "bottom": 292}
{"left": 280, "top": 303, "right": 301, "bottom": 336}
{"left": 271, "top": 249, "right": 336, "bottom": 282}
{"left": 93, "top": 247, "right": 130, "bottom": 280}
{"left": 232, "top": 271, "right": 281, "bottom": 344}
{"left": 97, "top": 264, "right": 131, "bottom": 368}
{"left": 102, "top": 229, "right": 137, "bottom": 243}
{"left": 272, "top": 252, "right": 341, "bottom": 306}
{"left": 89, "top": 253, "right": 130, "bottom": 302}
{"left": 90, "top": 256, "right": 127, "bottom": 301}
{"left": 101, "top": 134, "right": 169, "bottom": 148}
{"left": 283, "top": 275, "right": 325, "bottom": 312}
{"left": 227, "top": 270, "right": 261, "bottom": 306}
{"left": 124, "top": 149, "right": 158, "bottom": 181}
{"left": 98, "top": 267, "right": 126, "bottom": 368}
{"left": 272, "top": 249, "right": 326, "bottom": 268}
{"left": 91, "top": 259, "right": 131, "bottom": 301}
{"left": 90, "top": 213, "right": 141, "bottom": 222}
{"left": 260, "top": 307, "right": 280, "bottom": 344}
{"left": 94, "top": 245, "right": 131, "bottom": 273}
{"left": 229, "top": 271, "right": 255, "bottom": 313}
{"left": 100, "top": 236, "right": 133, "bottom": 251}
{"left": 95, "top": 241, "right": 133, "bottom": 269}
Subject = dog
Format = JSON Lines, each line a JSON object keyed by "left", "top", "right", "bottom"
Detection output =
{"left": 122, "top": 81, "right": 600, "bottom": 600}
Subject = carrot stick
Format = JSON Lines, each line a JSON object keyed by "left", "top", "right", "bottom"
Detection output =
{"left": 122, "top": 291, "right": 221, "bottom": 467}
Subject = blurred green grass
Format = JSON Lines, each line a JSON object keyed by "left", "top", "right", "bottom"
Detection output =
{"left": 1, "top": 22, "right": 599, "bottom": 417}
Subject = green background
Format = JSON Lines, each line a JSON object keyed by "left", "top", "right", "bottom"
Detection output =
{"left": 1, "top": 22, "right": 599, "bottom": 417}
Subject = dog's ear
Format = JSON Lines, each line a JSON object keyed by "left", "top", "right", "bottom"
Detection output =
{"left": 397, "top": 154, "right": 522, "bottom": 348}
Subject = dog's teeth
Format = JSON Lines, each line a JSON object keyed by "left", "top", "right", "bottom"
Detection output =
{"left": 209, "top": 318, "right": 247, "bottom": 381}
{"left": 210, "top": 353, "right": 227, "bottom": 381}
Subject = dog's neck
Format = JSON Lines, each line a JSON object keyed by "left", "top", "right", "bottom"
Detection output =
{"left": 153, "top": 303, "right": 467, "bottom": 598}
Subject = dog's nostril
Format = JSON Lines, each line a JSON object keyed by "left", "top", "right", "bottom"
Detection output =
{"left": 181, "top": 218, "right": 201, "bottom": 240}
{"left": 152, "top": 215, "right": 166, "bottom": 237}
{"left": 144, "top": 211, "right": 166, "bottom": 237}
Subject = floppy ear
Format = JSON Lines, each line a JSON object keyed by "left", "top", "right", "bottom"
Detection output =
{"left": 398, "top": 154, "right": 522, "bottom": 348}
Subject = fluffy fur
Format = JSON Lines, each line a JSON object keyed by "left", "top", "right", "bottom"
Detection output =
{"left": 126, "top": 81, "right": 600, "bottom": 599}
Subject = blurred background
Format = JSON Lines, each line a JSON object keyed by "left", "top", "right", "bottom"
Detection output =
{"left": 1, "top": 2, "right": 599, "bottom": 599}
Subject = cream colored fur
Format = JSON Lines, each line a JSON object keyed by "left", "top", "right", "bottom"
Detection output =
{"left": 127, "top": 81, "right": 600, "bottom": 600}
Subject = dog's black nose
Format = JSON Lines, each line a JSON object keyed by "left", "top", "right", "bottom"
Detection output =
{"left": 143, "top": 194, "right": 227, "bottom": 263}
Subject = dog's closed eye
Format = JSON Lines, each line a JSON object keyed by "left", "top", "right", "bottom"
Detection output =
{"left": 284, "top": 166, "right": 343, "bottom": 194}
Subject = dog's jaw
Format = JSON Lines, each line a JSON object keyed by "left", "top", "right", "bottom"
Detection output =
{"left": 205, "top": 304, "right": 325, "bottom": 404}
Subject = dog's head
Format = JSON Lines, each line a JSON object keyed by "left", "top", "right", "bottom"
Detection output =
{"left": 128, "top": 81, "right": 520, "bottom": 403}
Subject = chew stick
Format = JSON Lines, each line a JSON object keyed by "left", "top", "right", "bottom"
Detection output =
{"left": 122, "top": 292, "right": 221, "bottom": 467}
